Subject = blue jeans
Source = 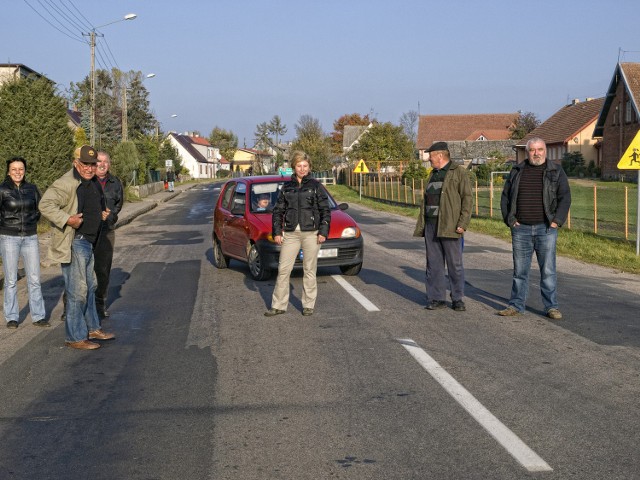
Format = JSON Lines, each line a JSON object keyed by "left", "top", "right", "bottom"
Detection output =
{"left": 509, "top": 224, "right": 558, "bottom": 313}
{"left": 0, "top": 234, "right": 46, "bottom": 322}
{"left": 61, "top": 238, "right": 100, "bottom": 342}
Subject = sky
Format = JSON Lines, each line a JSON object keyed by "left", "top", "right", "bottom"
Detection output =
{"left": 3, "top": 0, "right": 640, "bottom": 147}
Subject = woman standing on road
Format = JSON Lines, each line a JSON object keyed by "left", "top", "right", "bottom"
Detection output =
{"left": 0, "top": 157, "right": 48, "bottom": 329}
{"left": 265, "top": 151, "right": 331, "bottom": 317}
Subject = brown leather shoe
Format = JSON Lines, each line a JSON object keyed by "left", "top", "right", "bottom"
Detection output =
{"left": 66, "top": 340, "right": 101, "bottom": 350}
{"left": 88, "top": 329, "right": 116, "bottom": 341}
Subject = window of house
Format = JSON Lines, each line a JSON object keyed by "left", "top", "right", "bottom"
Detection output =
{"left": 613, "top": 105, "right": 618, "bottom": 125}
{"left": 626, "top": 100, "right": 633, "bottom": 123}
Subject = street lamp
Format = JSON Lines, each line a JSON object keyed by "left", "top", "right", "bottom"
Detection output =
{"left": 122, "top": 73, "right": 155, "bottom": 142}
{"left": 85, "top": 13, "right": 137, "bottom": 146}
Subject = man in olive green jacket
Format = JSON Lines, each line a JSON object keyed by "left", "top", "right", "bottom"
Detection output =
{"left": 413, "top": 142, "right": 472, "bottom": 311}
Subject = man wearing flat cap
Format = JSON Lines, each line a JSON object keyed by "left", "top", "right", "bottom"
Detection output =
{"left": 414, "top": 142, "right": 472, "bottom": 311}
{"left": 40, "top": 145, "right": 115, "bottom": 350}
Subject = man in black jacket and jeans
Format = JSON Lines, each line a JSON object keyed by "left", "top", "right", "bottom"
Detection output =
{"left": 498, "top": 137, "right": 571, "bottom": 320}
{"left": 94, "top": 151, "right": 123, "bottom": 319}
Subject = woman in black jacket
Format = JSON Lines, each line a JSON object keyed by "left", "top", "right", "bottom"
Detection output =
{"left": 0, "top": 157, "right": 48, "bottom": 328}
{"left": 265, "top": 151, "right": 331, "bottom": 317}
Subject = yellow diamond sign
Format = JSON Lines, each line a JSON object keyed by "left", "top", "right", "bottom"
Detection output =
{"left": 617, "top": 130, "right": 640, "bottom": 170}
{"left": 353, "top": 159, "right": 369, "bottom": 174}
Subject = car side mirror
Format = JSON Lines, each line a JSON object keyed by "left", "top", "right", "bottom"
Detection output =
{"left": 338, "top": 203, "right": 349, "bottom": 211}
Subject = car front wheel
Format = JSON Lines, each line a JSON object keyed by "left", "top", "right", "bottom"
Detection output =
{"left": 212, "top": 235, "right": 229, "bottom": 269}
{"left": 339, "top": 262, "right": 362, "bottom": 276}
{"left": 248, "top": 244, "right": 271, "bottom": 281}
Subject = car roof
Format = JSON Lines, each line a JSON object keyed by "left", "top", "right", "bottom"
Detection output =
{"left": 230, "top": 175, "right": 291, "bottom": 184}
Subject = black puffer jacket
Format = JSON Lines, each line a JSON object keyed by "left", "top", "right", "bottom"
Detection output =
{"left": 272, "top": 174, "right": 331, "bottom": 237}
{"left": 0, "top": 177, "right": 41, "bottom": 236}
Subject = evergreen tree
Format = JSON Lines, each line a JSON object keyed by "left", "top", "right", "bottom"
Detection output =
{"left": 0, "top": 77, "right": 74, "bottom": 191}
{"left": 111, "top": 140, "right": 140, "bottom": 186}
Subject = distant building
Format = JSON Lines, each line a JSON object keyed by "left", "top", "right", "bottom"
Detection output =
{"left": 593, "top": 62, "right": 640, "bottom": 179}
{"left": 416, "top": 113, "right": 518, "bottom": 166}
{"left": 165, "top": 132, "right": 217, "bottom": 178}
{"left": 515, "top": 97, "right": 605, "bottom": 166}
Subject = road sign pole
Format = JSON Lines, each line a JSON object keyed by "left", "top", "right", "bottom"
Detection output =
{"left": 359, "top": 171, "right": 362, "bottom": 200}
{"left": 637, "top": 171, "right": 639, "bottom": 255}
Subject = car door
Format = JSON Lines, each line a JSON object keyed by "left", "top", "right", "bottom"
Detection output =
{"left": 220, "top": 182, "right": 250, "bottom": 259}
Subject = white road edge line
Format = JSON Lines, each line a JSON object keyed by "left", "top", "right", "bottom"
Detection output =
{"left": 398, "top": 338, "right": 553, "bottom": 473}
{"left": 331, "top": 275, "right": 380, "bottom": 312}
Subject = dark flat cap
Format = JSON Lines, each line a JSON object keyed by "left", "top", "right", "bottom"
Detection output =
{"left": 426, "top": 141, "right": 449, "bottom": 152}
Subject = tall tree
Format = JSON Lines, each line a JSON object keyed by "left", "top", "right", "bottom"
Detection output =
{"left": 291, "top": 115, "right": 332, "bottom": 172}
{"left": 70, "top": 69, "right": 119, "bottom": 151}
{"left": 399, "top": 110, "right": 419, "bottom": 145}
{"left": 69, "top": 68, "right": 156, "bottom": 149}
{"left": 0, "top": 77, "right": 74, "bottom": 191}
{"left": 254, "top": 121, "right": 270, "bottom": 150}
{"left": 124, "top": 71, "right": 156, "bottom": 137}
{"left": 209, "top": 127, "right": 238, "bottom": 166}
{"left": 268, "top": 115, "right": 287, "bottom": 147}
{"left": 509, "top": 111, "right": 540, "bottom": 139}
{"left": 330, "top": 113, "right": 373, "bottom": 155}
{"left": 349, "top": 122, "right": 414, "bottom": 168}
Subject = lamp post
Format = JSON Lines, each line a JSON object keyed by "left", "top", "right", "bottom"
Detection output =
{"left": 85, "top": 13, "right": 137, "bottom": 146}
{"left": 122, "top": 73, "right": 155, "bottom": 142}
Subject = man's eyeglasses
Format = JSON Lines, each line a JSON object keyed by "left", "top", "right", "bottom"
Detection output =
{"left": 77, "top": 161, "right": 97, "bottom": 168}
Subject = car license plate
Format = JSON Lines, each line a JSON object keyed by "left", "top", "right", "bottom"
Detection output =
{"left": 318, "top": 248, "right": 338, "bottom": 258}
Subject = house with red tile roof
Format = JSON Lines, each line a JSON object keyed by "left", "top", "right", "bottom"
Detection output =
{"left": 165, "top": 132, "right": 218, "bottom": 178}
{"left": 515, "top": 97, "right": 605, "bottom": 166}
{"left": 416, "top": 113, "right": 518, "bottom": 165}
{"left": 592, "top": 63, "right": 640, "bottom": 179}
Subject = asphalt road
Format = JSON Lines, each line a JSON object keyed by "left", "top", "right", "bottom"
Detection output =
{"left": 0, "top": 182, "right": 638, "bottom": 479}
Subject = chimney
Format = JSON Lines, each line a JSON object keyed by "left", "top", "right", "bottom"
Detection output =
{"left": 572, "top": 99, "right": 580, "bottom": 105}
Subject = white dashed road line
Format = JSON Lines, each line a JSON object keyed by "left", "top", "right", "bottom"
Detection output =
{"left": 331, "top": 275, "right": 380, "bottom": 312}
{"left": 398, "top": 338, "right": 553, "bottom": 473}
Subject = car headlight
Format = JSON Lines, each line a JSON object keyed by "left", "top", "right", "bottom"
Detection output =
{"left": 341, "top": 227, "right": 360, "bottom": 238}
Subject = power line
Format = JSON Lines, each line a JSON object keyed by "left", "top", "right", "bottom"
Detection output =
{"left": 23, "top": 0, "right": 86, "bottom": 44}
{"left": 66, "top": 0, "right": 94, "bottom": 30}
{"left": 40, "top": 0, "right": 84, "bottom": 35}
{"left": 59, "top": 0, "right": 93, "bottom": 31}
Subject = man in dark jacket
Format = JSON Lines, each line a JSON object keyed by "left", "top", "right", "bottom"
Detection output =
{"left": 94, "top": 151, "right": 123, "bottom": 318}
{"left": 498, "top": 137, "right": 571, "bottom": 320}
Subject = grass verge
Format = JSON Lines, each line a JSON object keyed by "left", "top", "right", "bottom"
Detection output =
{"left": 327, "top": 184, "right": 640, "bottom": 275}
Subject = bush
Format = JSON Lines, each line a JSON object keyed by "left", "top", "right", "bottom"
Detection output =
{"left": 402, "top": 161, "right": 430, "bottom": 182}
{"left": 217, "top": 169, "right": 231, "bottom": 179}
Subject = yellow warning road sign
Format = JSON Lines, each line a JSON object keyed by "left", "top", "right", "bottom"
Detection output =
{"left": 617, "top": 130, "right": 640, "bottom": 170}
{"left": 353, "top": 159, "right": 369, "bottom": 174}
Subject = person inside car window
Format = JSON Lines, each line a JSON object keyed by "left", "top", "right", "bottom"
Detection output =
{"left": 253, "top": 193, "right": 271, "bottom": 212}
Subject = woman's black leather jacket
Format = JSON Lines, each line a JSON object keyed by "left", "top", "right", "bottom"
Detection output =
{"left": 0, "top": 177, "right": 41, "bottom": 236}
{"left": 272, "top": 174, "right": 331, "bottom": 237}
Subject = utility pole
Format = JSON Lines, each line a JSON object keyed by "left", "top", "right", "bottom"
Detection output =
{"left": 84, "top": 13, "right": 137, "bottom": 147}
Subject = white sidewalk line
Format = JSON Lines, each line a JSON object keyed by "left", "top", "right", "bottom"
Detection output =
{"left": 331, "top": 275, "right": 380, "bottom": 312}
{"left": 398, "top": 338, "right": 553, "bottom": 473}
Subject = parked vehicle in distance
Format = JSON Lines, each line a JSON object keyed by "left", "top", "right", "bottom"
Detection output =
{"left": 212, "top": 175, "right": 363, "bottom": 280}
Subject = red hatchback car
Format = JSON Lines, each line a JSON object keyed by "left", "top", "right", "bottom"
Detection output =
{"left": 212, "top": 175, "right": 364, "bottom": 280}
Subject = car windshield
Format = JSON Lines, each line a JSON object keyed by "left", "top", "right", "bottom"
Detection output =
{"left": 250, "top": 181, "right": 337, "bottom": 213}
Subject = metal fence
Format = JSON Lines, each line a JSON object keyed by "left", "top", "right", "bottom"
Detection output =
{"left": 346, "top": 170, "right": 638, "bottom": 242}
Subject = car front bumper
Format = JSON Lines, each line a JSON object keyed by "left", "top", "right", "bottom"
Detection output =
{"left": 257, "top": 236, "right": 364, "bottom": 271}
